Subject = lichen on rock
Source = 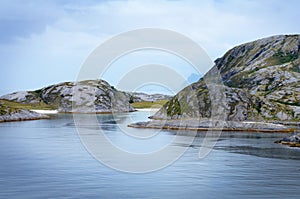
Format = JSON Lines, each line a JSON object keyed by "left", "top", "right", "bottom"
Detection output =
{"left": 151, "top": 34, "right": 300, "bottom": 123}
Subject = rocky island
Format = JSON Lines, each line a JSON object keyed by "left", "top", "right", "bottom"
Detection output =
{"left": 1, "top": 35, "right": 299, "bottom": 134}
{"left": 0, "top": 79, "right": 171, "bottom": 122}
{"left": 1, "top": 79, "right": 134, "bottom": 113}
{"left": 129, "top": 34, "right": 300, "bottom": 133}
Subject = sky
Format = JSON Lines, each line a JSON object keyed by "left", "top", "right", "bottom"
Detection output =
{"left": 1, "top": 0, "right": 300, "bottom": 95}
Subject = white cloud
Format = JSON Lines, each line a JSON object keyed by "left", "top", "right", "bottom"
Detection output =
{"left": 1, "top": 0, "right": 300, "bottom": 94}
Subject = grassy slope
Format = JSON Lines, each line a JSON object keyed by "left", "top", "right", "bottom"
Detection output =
{"left": 0, "top": 99, "right": 57, "bottom": 111}
{"left": 131, "top": 100, "right": 169, "bottom": 109}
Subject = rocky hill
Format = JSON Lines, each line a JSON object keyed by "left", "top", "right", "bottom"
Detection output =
{"left": 1, "top": 79, "right": 134, "bottom": 113}
{"left": 151, "top": 35, "right": 300, "bottom": 123}
{"left": 0, "top": 79, "right": 171, "bottom": 114}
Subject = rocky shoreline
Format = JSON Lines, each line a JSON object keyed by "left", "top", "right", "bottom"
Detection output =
{"left": 0, "top": 108, "right": 49, "bottom": 123}
{"left": 128, "top": 119, "right": 298, "bottom": 133}
{"left": 275, "top": 133, "right": 300, "bottom": 147}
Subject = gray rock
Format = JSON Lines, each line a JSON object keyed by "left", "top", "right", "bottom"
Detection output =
{"left": 0, "top": 79, "right": 173, "bottom": 114}
{"left": 1, "top": 79, "right": 135, "bottom": 113}
{"left": 275, "top": 133, "right": 300, "bottom": 147}
{"left": 129, "top": 119, "right": 294, "bottom": 132}
{"left": 0, "top": 104, "right": 49, "bottom": 122}
{"left": 151, "top": 34, "right": 300, "bottom": 123}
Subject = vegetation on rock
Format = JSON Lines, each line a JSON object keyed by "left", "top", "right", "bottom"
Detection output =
{"left": 0, "top": 102, "right": 49, "bottom": 122}
{"left": 131, "top": 100, "right": 168, "bottom": 109}
{"left": 152, "top": 35, "right": 300, "bottom": 122}
{"left": 0, "top": 80, "right": 171, "bottom": 113}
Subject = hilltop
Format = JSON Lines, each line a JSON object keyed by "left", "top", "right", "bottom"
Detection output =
{"left": 130, "top": 35, "right": 300, "bottom": 132}
{"left": 152, "top": 34, "right": 300, "bottom": 122}
{"left": 0, "top": 79, "right": 171, "bottom": 121}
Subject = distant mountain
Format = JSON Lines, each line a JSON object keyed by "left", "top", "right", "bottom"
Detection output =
{"left": 152, "top": 34, "right": 300, "bottom": 122}
{"left": 129, "top": 92, "right": 171, "bottom": 102}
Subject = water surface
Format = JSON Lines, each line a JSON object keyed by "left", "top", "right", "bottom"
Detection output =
{"left": 0, "top": 112, "right": 299, "bottom": 198}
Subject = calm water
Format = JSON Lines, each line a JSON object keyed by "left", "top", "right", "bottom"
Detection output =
{"left": 0, "top": 111, "right": 299, "bottom": 198}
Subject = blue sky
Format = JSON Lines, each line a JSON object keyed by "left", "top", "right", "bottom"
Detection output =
{"left": 1, "top": 0, "right": 300, "bottom": 95}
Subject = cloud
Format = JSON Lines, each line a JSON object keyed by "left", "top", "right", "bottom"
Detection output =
{"left": 0, "top": 0, "right": 65, "bottom": 43}
{"left": 1, "top": 0, "right": 300, "bottom": 94}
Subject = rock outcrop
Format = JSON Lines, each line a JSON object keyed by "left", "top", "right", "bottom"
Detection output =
{"left": 151, "top": 35, "right": 300, "bottom": 123}
{"left": 1, "top": 79, "right": 134, "bottom": 113}
{"left": 129, "top": 119, "right": 294, "bottom": 133}
{"left": 0, "top": 79, "right": 171, "bottom": 114}
{"left": 275, "top": 133, "right": 300, "bottom": 147}
{"left": 0, "top": 103, "right": 49, "bottom": 122}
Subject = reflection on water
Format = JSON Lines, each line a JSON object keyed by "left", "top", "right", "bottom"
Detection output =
{"left": 0, "top": 112, "right": 299, "bottom": 198}
{"left": 212, "top": 132, "right": 300, "bottom": 160}
{"left": 216, "top": 145, "right": 300, "bottom": 160}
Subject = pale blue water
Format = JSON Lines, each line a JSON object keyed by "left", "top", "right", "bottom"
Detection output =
{"left": 0, "top": 112, "right": 299, "bottom": 198}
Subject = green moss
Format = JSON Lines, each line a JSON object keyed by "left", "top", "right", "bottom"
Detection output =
{"left": 178, "top": 98, "right": 190, "bottom": 113}
{"left": 0, "top": 103, "right": 22, "bottom": 115}
{"left": 265, "top": 50, "right": 298, "bottom": 66}
{"left": 273, "top": 100, "right": 300, "bottom": 106}
{"left": 165, "top": 97, "right": 181, "bottom": 116}
{"left": 291, "top": 64, "right": 300, "bottom": 73}
{"left": 0, "top": 105, "right": 7, "bottom": 115}
{"left": 274, "top": 50, "right": 298, "bottom": 63}
{"left": 33, "top": 89, "right": 43, "bottom": 96}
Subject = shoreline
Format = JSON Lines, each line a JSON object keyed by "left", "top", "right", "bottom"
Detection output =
{"left": 128, "top": 119, "right": 299, "bottom": 133}
{"left": 128, "top": 124, "right": 295, "bottom": 133}
{"left": 0, "top": 109, "right": 50, "bottom": 123}
{"left": 0, "top": 117, "right": 49, "bottom": 123}
{"left": 1, "top": 109, "right": 299, "bottom": 133}
{"left": 135, "top": 108, "right": 160, "bottom": 112}
{"left": 29, "top": 108, "right": 160, "bottom": 115}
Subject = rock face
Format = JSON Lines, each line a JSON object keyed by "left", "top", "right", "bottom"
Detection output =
{"left": 152, "top": 35, "right": 300, "bottom": 123}
{"left": 0, "top": 103, "right": 49, "bottom": 122}
{"left": 275, "top": 133, "right": 300, "bottom": 147}
{"left": 1, "top": 80, "right": 134, "bottom": 113}
{"left": 129, "top": 119, "right": 294, "bottom": 132}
